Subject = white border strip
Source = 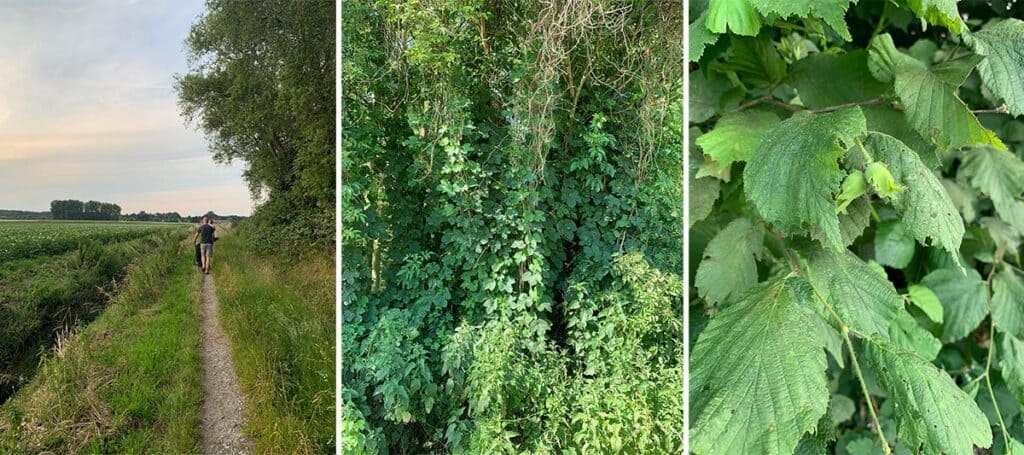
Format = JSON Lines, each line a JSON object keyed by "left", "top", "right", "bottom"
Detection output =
{"left": 681, "top": 0, "right": 690, "bottom": 453}
{"left": 335, "top": 0, "right": 343, "bottom": 450}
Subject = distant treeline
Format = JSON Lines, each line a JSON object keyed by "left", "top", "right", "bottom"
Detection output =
{"left": 51, "top": 200, "right": 121, "bottom": 220}
{"left": 0, "top": 202, "right": 245, "bottom": 223}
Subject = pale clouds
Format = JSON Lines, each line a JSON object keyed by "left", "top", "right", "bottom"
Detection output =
{"left": 0, "top": 0, "right": 253, "bottom": 215}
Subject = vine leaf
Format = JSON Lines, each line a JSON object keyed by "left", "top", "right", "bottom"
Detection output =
{"left": 691, "top": 278, "right": 829, "bottom": 455}
{"left": 695, "top": 218, "right": 764, "bottom": 305}
{"left": 1001, "top": 333, "right": 1024, "bottom": 405}
{"left": 992, "top": 268, "right": 1024, "bottom": 338}
{"left": 695, "top": 110, "right": 780, "bottom": 170}
{"left": 744, "top": 108, "right": 867, "bottom": 251}
{"left": 960, "top": 146, "right": 1024, "bottom": 234}
{"left": 968, "top": 18, "right": 1024, "bottom": 117}
{"left": 904, "top": 0, "right": 966, "bottom": 33}
{"left": 803, "top": 246, "right": 902, "bottom": 339}
{"left": 863, "top": 132, "right": 964, "bottom": 263}
{"left": 750, "top": 0, "right": 856, "bottom": 40}
{"left": 866, "top": 340, "right": 992, "bottom": 454}
{"left": 921, "top": 268, "right": 989, "bottom": 343}
{"left": 705, "top": 0, "right": 762, "bottom": 36}
{"left": 868, "top": 34, "right": 1006, "bottom": 151}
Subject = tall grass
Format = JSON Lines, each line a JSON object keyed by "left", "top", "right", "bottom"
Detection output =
{"left": 0, "top": 234, "right": 204, "bottom": 453}
{"left": 212, "top": 232, "right": 335, "bottom": 453}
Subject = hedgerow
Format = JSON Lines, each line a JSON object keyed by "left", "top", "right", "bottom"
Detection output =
{"left": 343, "top": 0, "right": 682, "bottom": 452}
{"left": 690, "top": 0, "right": 1024, "bottom": 453}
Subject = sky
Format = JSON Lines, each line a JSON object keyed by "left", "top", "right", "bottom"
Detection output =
{"left": 0, "top": 0, "right": 253, "bottom": 216}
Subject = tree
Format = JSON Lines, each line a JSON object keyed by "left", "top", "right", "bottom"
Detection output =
{"left": 177, "top": 0, "right": 335, "bottom": 249}
{"left": 690, "top": 0, "right": 1024, "bottom": 453}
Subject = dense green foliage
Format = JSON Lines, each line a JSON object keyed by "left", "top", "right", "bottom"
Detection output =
{"left": 212, "top": 232, "right": 335, "bottom": 453}
{"left": 690, "top": 0, "right": 1024, "bottom": 453}
{"left": 0, "top": 210, "right": 50, "bottom": 221}
{"left": 0, "top": 233, "right": 204, "bottom": 453}
{"left": 177, "top": 0, "right": 335, "bottom": 250}
{"left": 49, "top": 199, "right": 121, "bottom": 221}
{"left": 0, "top": 221, "right": 175, "bottom": 263}
{"left": 343, "top": 1, "right": 681, "bottom": 452}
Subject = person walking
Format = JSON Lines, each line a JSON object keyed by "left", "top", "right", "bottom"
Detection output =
{"left": 193, "top": 216, "right": 217, "bottom": 274}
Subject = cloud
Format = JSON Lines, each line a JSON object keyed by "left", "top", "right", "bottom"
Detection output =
{"left": 0, "top": 0, "right": 253, "bottom": 215}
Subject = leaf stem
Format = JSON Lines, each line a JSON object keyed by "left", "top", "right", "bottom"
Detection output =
{"left": 984, "top": 251, "right": 1012, "bottom": 451}
{"left": 842, "top": 326, "right": 892, "bottom": 454}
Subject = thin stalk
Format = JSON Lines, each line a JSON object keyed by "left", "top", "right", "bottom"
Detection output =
{"left": 984, "top": 252, "right": 1012, "bottom": 451}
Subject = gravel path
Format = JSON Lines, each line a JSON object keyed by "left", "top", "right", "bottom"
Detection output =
{"left": 200, "top": 273, "right": 253, "bottom": 454}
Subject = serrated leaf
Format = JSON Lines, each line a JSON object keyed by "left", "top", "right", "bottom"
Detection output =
{"left": 890, "top": 308, "right": 942, "bottom": 360}
{"left": 863, "top": 132, "right": 965, "bottom": 262}
{"left": 868, "top": 35, "right": 1006, "bottom": 150}
{"left": 904, "top": 0, "right": 966, "bottom": 33}
{"left": 691, "top": 278, "right": 829, "bottom": 455}
{"left": 908, "top": 284, "right": 943, "bottom": 323}
{"left": 921, "top": 268, "right": 989, "bottom": 342}
{"left": 696, "top": 218, "right": 764, "bottom": 305}
{"left": 750, "top": 0, "right": 856, "bottom": 40}
{"left": 1000, "top": 333, "right": 1024, "bottom": 405}
{"left": 942, "top": 178, "right": 978, "bottom": 223}
{"left": 790, "top": 51, "right": 889, "bottom": 109}
{"left": 706, "top": 0, "right": 762, "bottom": 36}
{"left": 690, "top": 70, "right": 734, "bottom": 124}
{"left": 866, "top": 340, "right": 992, "bottom": 454}
{"left": 812, "top": 196, "right": 872, "bottom": 247}
{"left": 690, "top": 12, "right": 721, "bottom": 62}
{"left": 691, "top": 177, "right": 721, "bottom": 227}
{"left": 875, "top": 219, "right": 916, "bottom": 268}
{"left": 961, "top": 146, "right": 1024, "bottom": 228}
{"left": 829, "top": 394, "right": 856, "bottom": 423}
{"left": 745, "top": 108, "right": 867, "bottom": 251}
{"left": 804, "top": 246, "right": 903, "bottom": 339}
{"left": 992, "top": 268, "right": 1024, "bottom": 338}
{"left": 969, "top": 18, "right": 1024, "bottom": 117}
{"left": 723, "top": 35, "right": 787, "bottom": 87}
{"left": 696, "top": 110, "right": 780, "bottom": 169}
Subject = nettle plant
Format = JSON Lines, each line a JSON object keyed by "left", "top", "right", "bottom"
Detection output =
{"left": 690, "top": 0, "right": 1024, "bottom": 454}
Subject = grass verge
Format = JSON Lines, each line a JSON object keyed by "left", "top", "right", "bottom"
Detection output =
{"left": 0, "top": 235, "right": 204, "bottom": 453}
{"left": 212, "top": 232, "right": 334, "bottom": 453}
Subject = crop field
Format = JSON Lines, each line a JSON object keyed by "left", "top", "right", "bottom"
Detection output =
{"left": 0, "top": 220, "right": 180, "bottom": 263}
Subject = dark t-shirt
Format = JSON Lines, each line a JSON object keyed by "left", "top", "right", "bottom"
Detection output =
{"left": 198, "top": 224, "right": 216, "bottom": 244}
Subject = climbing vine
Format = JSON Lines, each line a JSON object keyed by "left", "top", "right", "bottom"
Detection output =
{"left": 690, "top": 0, "right": 1024, "bottom": 453}
{"left": 343, "top": 0, "right": 682, "bottom": 452}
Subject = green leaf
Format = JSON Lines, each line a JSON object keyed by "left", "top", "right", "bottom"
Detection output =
{"left": 803, "top": 246, "right": 902, "bottom": 339}
{"left": 690, "top": 12, "right": 721, "bottom": 62}
{"left": 744, "top": 108, "right": 867, "bottom": 251}
{"left": 863, "top": 132, "right": 965, "bottom": 263}
{"left": 907, "top": 284, "right": 943, "bottom": 323}
{"left": 866, "top": 340, "right": 992, "bottom": 454}
{"left": 921, "top": 268, "right": 989, "bottom": 342}
{"left": 690, "top": 70, "right": 735, "bottom": 124}
{"left": 706, "top": 0, "right": 762, "bottom": 36}
{"left": 691, "top": 177, "right": 721, "bottom": 227}
{"left": 750, "top": 0, "right": 856, "bottom": 40}
{"left": 696, "top": 110, "right": 780, "bottom": 169}
{"left": 992, "top": 268, "right": 1024, "bottom": 338}
{"left": 790, "top": 51, "right": 889, "bottom": 109}
{"left": 723, "top": 35, "right": 787, "bottom": 87}
{"left": 696, "top": 218, "right": 764, "bottom": 306}
{"left": 889, "top": 309, "right": 942, "bottom": 360}
{"left": 868, "top": 34, "right": 1006, "bottom": 151}
{"left": 875, "top": 219, "right": 916, "bottom": 268}
{"left": 691, "top": 278, "right": 829, "bottom": 455}
{"left": 813, "top": 196, "right": 872, "bottom": 247}
{"left": 904, "top": 0, "right": 966, "bottom": 33}
{"left": 960, "top": 146, "right": 1024, "bottom": 229}
{"left": 1000, "top": 333, "right": 1024, "bottom": 405}
{"left": 969, "top": 18, "right": 1024, "bottom": 116}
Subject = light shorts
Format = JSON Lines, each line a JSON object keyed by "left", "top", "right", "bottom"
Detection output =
{"left": 200, "top": 243, "right": 213, "bottom": 258}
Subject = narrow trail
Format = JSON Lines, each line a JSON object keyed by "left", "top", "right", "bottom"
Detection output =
{"left": 200, "top": 273, "right": 253, "bottom": 454}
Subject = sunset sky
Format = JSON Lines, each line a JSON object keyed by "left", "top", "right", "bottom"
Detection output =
{"left": 0, "top": 0, "right": 253, "bottom": 215}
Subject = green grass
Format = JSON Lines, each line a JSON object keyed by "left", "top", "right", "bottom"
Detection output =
{"left": 213, "top": 232, "right": 335, "bottom": 454}
{"left": 0, "top": 220, "right": 180, "bottom": 262}
{"left": 0, "top": 237, "right": 204, "bottom": 453}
